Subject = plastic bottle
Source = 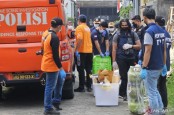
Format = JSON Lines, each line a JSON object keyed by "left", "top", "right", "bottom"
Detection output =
{"left": 77, "top": 54, "right": 80, "bottom": 66}
{"left": 113, "top": 70, "right": 120, "bottom": 83}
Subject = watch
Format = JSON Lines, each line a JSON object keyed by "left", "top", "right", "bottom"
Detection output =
{"left": 142, "top": 66, "right": 148, "bottom": 69}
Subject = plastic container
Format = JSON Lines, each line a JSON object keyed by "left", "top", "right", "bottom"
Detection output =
{"left": 92, "top": 55, "right": 112, "bottom": 74}
{"left": 77, "top": 55, "right": 80, "bottom": 66}
{"left": 112, "top": 70, "right": 120, "bottom": 83}
{"left": 127, "top": 65, "right": 149, "bottom": 114}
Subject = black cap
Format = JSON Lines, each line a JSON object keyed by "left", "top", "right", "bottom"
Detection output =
{"left": 100, "top": 21, "right": 108, "bottom": 28}
{"left": 93, "top": 18, "right": 101, "bottom": 24}
{"left": 155, "top": 16, "right": 165, "bottom": 26}
{"left": 78, "top": 14, "right": 87, "bottom": 23}
{"left": 51, "top": 17, "right": 63, "bottom": 28}
{"left": 132, "top": 15, "right": 141, "bottom": 21}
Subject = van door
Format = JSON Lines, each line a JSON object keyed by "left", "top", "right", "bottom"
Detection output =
{"left": 0, "top": 6, "right": 60, "bottom": 72}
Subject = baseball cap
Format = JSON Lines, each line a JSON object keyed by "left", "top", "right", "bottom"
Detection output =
{"left": 93, "top": 18, "right": 101, "bottom": 24}
{"left": 108, "top": 22, "right": 115, "bottom": 27}
{"left": 51, "top": 17, "right": 63, "bottom": 27}
{"left": 78, "top": 14, "right": 87, "bottom": 22}
{"left": 131, "top": 15, "right": 141, "bottom": 21}
{"left": 155, "top": 16, "right": 165, "bottom": 26}
{"left": 100, "top": 21, "right": 108, "bottom": 28}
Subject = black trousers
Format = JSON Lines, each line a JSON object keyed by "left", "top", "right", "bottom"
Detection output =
{"left": 76, "top": 53, "right": 93, "bottom": 89}
{"left": 158, "top": 75, "right": 168, "bottom": 108}
{"left": 117, "top": 58, "right": 135, "bottom": 97}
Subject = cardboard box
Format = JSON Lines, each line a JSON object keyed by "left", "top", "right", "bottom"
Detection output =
{"left": 93, "top": 83, "right": 120, "bottom": 106}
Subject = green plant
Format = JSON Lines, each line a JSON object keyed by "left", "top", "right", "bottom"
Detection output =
{"left": 67, "top": 17, "right": 74, "bottom": 23}
{"left": 119, "top": 4, "right": 133, "bottom": 18}
{"left": 167, "top": 63, "right": 174, "bottom": 108}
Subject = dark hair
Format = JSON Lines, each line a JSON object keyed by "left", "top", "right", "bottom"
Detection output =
{"left": 143, "top": 8, "right": 156, "bottom": 19}
{"left": 155, "top": 16, "right": 165, "bottom": 26}
{"left": 51, "top": 17, "right": 63, "bottom": 28}
{"left": 78, "top": 14, "right": 87, "bottom": 23}
{"left": 100, "top": 21, "right": 108, "bottom": 28}
{"left": 132, "top": 15, "right": 141, "bottom": 21}
{"left": 119, "top": 19, "right": 132, "bottom": 31}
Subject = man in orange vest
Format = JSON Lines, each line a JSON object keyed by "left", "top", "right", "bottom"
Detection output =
{"left": 41, "top": 17, "right": 66, "bottom": 115}
{"left": 74, "top": 14, "right": 93, "bottom": 92}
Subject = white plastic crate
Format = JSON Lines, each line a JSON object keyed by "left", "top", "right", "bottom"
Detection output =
{"left": 93, "top": 83, "right": 119, "bottom": 106}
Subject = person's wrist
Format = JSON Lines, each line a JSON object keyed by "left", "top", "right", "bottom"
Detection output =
{"left": 142, "top": 66, "right": 148, "bottom": 69}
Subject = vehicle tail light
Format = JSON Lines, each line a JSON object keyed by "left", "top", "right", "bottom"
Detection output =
{"left": 60, "top": 42, "right": 70, "bottom": 61}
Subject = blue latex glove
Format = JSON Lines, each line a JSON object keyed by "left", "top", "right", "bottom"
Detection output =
{"left": 138, "top": 50, "right": 142, "bottom": 59}
{"left": 100, "top": 52, "right": 104, "bottom": 58}
{"left": 140, "top": 69, "right": 147, "bottom": 79}
{"left": 138, "top": 60, "right": 142, "bottom": 66}
{"left": 161, "top": 65, "right": 167, "bottom": 77}
{"left": 75, "top": 51, "right": 79, "bottom": 57}
{"left": 59, "top": 69, "right": 66, "bottom": 79}
{"left": 105, "top": 51, "right": 110, "bottom": 56}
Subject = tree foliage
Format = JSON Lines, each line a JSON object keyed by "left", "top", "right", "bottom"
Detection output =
{"left": 67, "top": 17, "right": 74, "bottom": 23}
{"left": 119, "top": 4, "right": 133, "bottom": 18}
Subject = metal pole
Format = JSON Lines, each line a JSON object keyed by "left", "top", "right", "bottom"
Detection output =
{"left": 134, "top": 0, "right": 139, "bottom": 15}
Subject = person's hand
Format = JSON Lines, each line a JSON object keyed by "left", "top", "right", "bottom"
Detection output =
{"left": 75, "top": 51, "right": 79, "bottom": 57}
{"left": 138, "top": 60, "right": 142, "bottom": 66}
{"left": 140, "top": 69, "right": 147, "bottom": 79}
{"left": 161, "top": 65, "right": 167, "bottom": 77}
{"left": 112, "top": 61, "right": 118, "bottom": 70}
{"left": 105, "top": 51, "right": 110, "bottom": 56}
{"left": 100, "top": 52, "right": 104, "bottom": 58}
{"left": 59, "top": 69, "right": 66, "bottom": 79}
{"left": 123, "top": 44, "right": 133, "bottom": 50}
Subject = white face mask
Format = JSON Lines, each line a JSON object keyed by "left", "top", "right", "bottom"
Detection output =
{"left": 94, "top": 24, "right": 99, "bottom": 28}
{"left": 108, "top": 28, "right": 114, "bottom": 32}
{"left": 68, "top": 26, "right": 73, "bottom": 30}
{"left": 99, "top": 30, "right": 104, "bottom": 33}
{"left": 58, "top": 26, "right": 62, "bottom": 32}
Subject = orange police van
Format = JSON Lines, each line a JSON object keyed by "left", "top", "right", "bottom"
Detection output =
{"left": 0, "top": 0, "right": 74, "bottom": 99}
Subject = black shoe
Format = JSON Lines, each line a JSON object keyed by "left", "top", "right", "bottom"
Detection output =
{"left": 44, "top": 108, "right": 60, "bottom": 115}
{"left": 123, "top": 96, "right": 127, "bottom": 101}
{"left": 87, "top": 87, "right": 92, "bottom": 92}
{"left": 53, "top": 103, "right": 62, "bottom": 111}
{"left": 74, "top": 87, "right": 85, "bottom": 92}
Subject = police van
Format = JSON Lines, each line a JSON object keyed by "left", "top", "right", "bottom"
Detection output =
{"left": 0, "top": 0, "right": 74, "bottom": 99}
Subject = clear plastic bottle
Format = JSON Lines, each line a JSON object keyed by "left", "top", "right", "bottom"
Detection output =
{"left": 112, "top": 70, "right": 120, "bottom": 83}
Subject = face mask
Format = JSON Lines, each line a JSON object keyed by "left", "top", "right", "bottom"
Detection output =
{"left": 108, "top": 28, "right": 114, "bottom": 32}
{"left": 132, "top": 23, "right": 138, "bottom": 28}
{"left": 94, "top": 24, "right": 99, "bottom": 28}
{"left": 58, "top": 26, "right": 62, "bottom": 32}
{"left": 68, "top": 26, "right": 73, "bottom": 30}
{"left": 122, "top": 28, "right": 128, "bottom": 31}
{"left": 99, "top": 30, "right": 104, "bottom": 33}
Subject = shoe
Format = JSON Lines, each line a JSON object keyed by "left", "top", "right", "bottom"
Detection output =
{"left": 53, "top": 103, "right": 62, "bottom": 111}
{"left": 44, "top": 108, "right": 60, "bottom": 115}
{"left": 87, "top": 87, "right": 92, "bottom": 92}
{"left": 74, "top": 87, "right": 85, "bottom": 92}
{"left": 123, "top": 96, "right": 127, "bottom": 101}
{"left": 119, "top": 95, "right": 123, "bottom": 99}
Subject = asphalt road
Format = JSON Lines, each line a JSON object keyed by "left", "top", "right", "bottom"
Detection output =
{"left": 0, "top": 81, "right": 173, "bottom": 115}
{"left": 0, "top": 82, "right": 131, "bottom": 115}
